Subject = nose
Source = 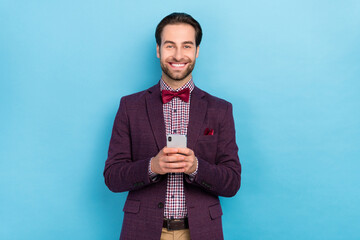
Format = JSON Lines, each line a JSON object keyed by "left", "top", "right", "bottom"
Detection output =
{"left": 174, "top": 47, "right": 183, "bottom": 61}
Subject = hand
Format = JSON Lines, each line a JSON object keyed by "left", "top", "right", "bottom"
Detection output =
{"left": 176, "top": 147, "right": 197, "bottom": 174}
{"left": 151, "top": 147, "right": 197, "bottom": 175}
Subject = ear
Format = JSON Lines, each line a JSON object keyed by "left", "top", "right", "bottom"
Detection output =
{"left": 156, "top": 44, "right": 160, "bottom": 58}
{"left": 196, "top": 46, "right": 200, "bottom": 58}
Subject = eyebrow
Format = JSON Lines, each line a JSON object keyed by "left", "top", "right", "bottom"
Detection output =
{"left": 163, "top": 40, "right": 175, "bottom": 45}
{"left": 163, "top": 40, "right": 195, "bottom": 45}
{"left": 183, "top": 41, "right": 194, "bottom": 45}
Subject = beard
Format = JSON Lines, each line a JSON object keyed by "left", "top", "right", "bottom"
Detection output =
{"left": 160, "top": 58, "right": 196, "bottom": 81}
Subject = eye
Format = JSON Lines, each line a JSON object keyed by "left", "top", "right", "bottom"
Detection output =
{"left": 166, "top": 45, "right": 174, "bottom": 48}
{"left": 184, "top": 45, "right": 191, "bottom": 49}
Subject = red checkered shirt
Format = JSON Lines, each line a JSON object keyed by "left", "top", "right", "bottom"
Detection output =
{"left": 149, "top": 78, "right": 197, "bottom": 219}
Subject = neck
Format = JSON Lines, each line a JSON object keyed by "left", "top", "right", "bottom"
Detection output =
{"left": 161, "top": 74, "right": 192, "bottom": 90}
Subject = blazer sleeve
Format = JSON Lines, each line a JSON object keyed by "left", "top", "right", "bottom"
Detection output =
{"left": 103, "top": 97, "right": 159, "bottom": 193}
{"left": 186, "top": 102, "right": 241, "bottom": 197}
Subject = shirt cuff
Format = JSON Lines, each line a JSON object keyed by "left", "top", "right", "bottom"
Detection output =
{"left": 148, "top": 157, "right": 158, "bottom": 181}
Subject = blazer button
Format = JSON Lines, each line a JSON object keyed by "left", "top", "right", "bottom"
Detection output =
{"left": 158, "top": 202, "right": 164, "bottom": 209}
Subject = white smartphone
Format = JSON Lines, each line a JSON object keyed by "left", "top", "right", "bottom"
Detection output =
{"left": 166, "top": 134, "right": 187, "bottom": 148}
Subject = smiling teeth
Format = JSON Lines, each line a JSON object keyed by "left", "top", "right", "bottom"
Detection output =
{"left": 172, "top": 63, "right": 185, "bottom": 67}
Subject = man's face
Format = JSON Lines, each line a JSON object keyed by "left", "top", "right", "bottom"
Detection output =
{"left": 157, "top": 24, "right": 199, "bottom": 82}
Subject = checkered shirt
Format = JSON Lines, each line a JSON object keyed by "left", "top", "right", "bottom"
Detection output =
{"left": 162, "top": 78, "right": 195, "bottom": 219}
{"left": 148, "top": 78, "right": 197, "bottom": 219}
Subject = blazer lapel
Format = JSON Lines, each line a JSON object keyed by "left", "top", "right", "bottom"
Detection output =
{"left": 187, "top": 86, "right": 207, "bottom": 150}
{"left": 146, "top": 83, "right": 167, "bottom": 150}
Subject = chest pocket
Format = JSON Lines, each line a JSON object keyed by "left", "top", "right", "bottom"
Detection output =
{"left": 195, "top": 134, "right": 218, "bottom": 163}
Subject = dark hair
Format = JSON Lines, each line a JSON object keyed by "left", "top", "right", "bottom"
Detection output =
{"left": 155, "top": 12, "right": 202, "bottom": 47}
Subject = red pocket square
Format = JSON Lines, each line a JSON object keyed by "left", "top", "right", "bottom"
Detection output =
{"left": 204, "top": 128, "right": 214, "bottom": 136}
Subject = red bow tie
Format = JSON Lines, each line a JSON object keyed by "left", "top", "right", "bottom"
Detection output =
{"left": 161, "top": 88, "right": 190, "bottom": 104}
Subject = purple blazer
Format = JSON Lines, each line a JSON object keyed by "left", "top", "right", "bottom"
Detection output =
{"left": 104, "top": 83, "right": 241, "bottom": 240}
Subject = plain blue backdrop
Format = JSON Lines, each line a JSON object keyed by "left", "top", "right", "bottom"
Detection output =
{"left": 1, "top": 1, "right": 359, "bottom": 239}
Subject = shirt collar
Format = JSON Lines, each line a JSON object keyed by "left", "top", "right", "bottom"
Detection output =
{"left": 160, "top": 78, "right": 195, "bottom": 93}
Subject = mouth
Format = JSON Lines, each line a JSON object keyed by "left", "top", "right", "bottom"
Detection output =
{"left": 168, "top": 62, "right": 187, "bottom": 69}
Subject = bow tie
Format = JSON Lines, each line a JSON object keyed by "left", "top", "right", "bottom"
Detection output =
{"left": 161, "top": 88, "right": 190, "bottom": 104}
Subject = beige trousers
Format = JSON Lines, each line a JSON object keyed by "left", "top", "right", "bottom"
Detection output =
{"left": 160, "top": 228, "right": 190, "bottom": 240}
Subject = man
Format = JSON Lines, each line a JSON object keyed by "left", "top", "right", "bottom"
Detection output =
{"left": 104, "top": 12, "right": 241, "bottom": 240}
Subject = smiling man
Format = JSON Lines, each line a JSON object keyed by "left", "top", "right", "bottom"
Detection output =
{"left": 157, "top": 23, "right": 198, "bottom": 86}
{"left": 104, "top": 13, "right": 241, "bottom": 240}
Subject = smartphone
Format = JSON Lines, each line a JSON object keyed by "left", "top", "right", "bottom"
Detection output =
{"left": 166, "top": 134, "right": 187, "bottom": 148}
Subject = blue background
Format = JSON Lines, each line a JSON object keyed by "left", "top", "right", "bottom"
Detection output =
{"left": 1, "top": 1, "right": 359, "bottom": 239}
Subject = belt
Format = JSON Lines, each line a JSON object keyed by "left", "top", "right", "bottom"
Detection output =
{"left": 163, "top": 218, "right": 189, "bottom": 231}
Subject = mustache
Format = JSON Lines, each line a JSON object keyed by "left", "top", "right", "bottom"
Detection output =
{"left": 167, "top": 57, "right": 191, "bottom": 63}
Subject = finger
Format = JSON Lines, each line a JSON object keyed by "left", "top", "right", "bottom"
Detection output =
{"left": 164, "top": 168, "right": 185, "bottom": 173}
{"left": 164, "top": 161, "right": 187, "bottom": 169}
{"left": 176, "top": 148, "right": 193, "bottom": 156}
{"left": 162, "top": 155, "right": 186, "bottom": 162}
{"left": 163, "top": 147, "right": 179, "bottom": 154}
